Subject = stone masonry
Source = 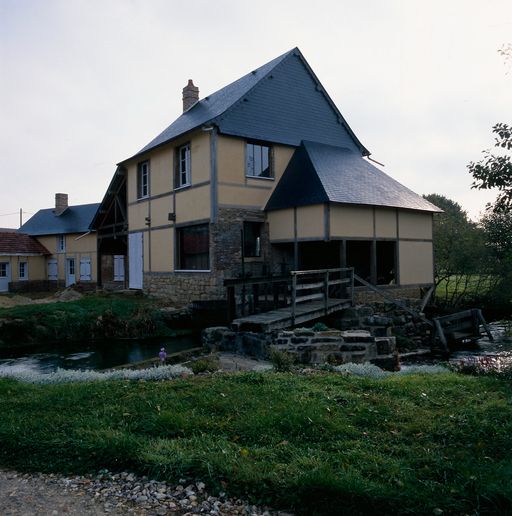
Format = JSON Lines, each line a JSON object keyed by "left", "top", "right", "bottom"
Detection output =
{"left": 203, "top": 326, "right": 397, "bottom": 368}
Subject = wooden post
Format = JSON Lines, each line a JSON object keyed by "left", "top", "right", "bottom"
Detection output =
{"left": 227, "top": 286, "right": 236, "bottom": 321}
{"left": 324, "top": 270, "right": 329, "bottom": 315}
{"left": 292, "top": 274, "right": 297, "bottom": 326}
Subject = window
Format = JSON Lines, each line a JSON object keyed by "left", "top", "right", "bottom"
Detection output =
{"left": 19, "top": 261, "right": 28, "bottom": 280}
{"left": 243, "top": 221, "right": 263, "bottom": 258}
{"left": 57, "top": 234, "right": 65, "bottom": 252}
{"left": 0, "top": 263, "right": 7, "bottom": 277}
{"left": 246, "top": 142, "right": 272, "bottom": 178}
{"left": 177, "top": 224, "right": 209, "bottom": 270}
{"left": 175, "top": 143, "right": 191, "bottom": 188}
{"left": 137, "top": 160, "right": 150, "bottom": 199}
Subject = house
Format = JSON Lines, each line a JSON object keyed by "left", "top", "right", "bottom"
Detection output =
{"left": 93, "top": 47, "right": 440, "bottom": 304}
{"left": 19, "top": 194, "right": 100, "bottom": 289}
{"left": 0, "top": 232, "right": 50, "bottom": 292}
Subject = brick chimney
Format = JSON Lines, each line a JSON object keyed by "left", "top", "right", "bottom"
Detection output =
{"left": 182, "top": 79, "right": 199, "bottom": 112}
{"left": 55, "top": 193, "right": 68, "bottom": 216}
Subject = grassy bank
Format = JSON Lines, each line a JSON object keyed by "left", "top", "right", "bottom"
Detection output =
{"left": 0, "top": 371, "right": 511, "bottom": 515}
{"left": 0, "top": 295, "right": 184, "bottom": 346}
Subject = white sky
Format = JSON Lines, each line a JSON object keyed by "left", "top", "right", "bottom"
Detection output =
{"left": 1, "top": 0, "right": 511, "bottom": 228}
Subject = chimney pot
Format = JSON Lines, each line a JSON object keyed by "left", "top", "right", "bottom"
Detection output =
{"left": 55, "top": 193, "right": 68, "bottom": 216}
{"left": 182, "top": 79, "right": 199, "bottom": 112}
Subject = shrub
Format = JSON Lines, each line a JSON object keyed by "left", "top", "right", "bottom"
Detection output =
{"left": 190, "top": 356, "right": 219, "bottom": 374}
{"left": 269, "top": 348, "right": 295, "bottom": 372}
{"left": 0, "top": 364, "right": 192, "bottom": 384}
{"left": 312, "top": 322, "right": 329, "bottom": 332}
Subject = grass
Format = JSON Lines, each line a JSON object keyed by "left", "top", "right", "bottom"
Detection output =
{"left": 1, "top": 371, "right": 511, "bottom": 515}
{"left": 0, "top": 294, "right": 182, "bottom": 345}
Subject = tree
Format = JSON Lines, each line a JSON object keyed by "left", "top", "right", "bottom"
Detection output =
{"left": 423, "top": 194, "right": 489, "bottom": 306}
{"left": 468, "top": 123, "right": 512, "bottom": 212}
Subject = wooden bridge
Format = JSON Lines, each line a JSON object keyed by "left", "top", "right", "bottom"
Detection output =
{"left": 225, "top": 268, "right": 354, "bottom": 332}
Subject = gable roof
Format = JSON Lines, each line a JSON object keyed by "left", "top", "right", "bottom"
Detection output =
{"left": 265, "top": 141, "right": 442, "bottom": 213}
{"left": 0, "top": 232, "right": 50, "bottom": 255}
{"left": 125, "top": 47, "right": 368, "bottom": 161}
{"left": 18, "top": 203, "right": 100, "bottom": 236}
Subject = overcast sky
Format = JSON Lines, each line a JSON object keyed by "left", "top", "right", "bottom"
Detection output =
{"left": 1, "top": 0, "right": 511, "bottom": 228}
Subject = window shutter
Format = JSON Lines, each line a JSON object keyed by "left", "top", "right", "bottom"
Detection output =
{"left": 79, "top": 257, "right": 91, "bottom": 281}
{"left": 47, "top": 260, "right": 58, "bottom": 280}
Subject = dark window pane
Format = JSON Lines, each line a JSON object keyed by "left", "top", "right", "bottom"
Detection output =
{"left": 243, "top": 221, "right": 263, "bottom": 257}
{"left": 178, "top": 224, "right": 209, "bottom": 270}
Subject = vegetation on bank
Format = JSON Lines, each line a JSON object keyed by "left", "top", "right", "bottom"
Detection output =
{"left": 0, "top": 371, "right": 511, "bottom": 515}
{"left": 0, "top": 295, "right": 186, "bottom": 346}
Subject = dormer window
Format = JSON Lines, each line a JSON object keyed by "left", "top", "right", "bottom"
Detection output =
{"left": 175, "top": 143, "right": 191, "bottom": 188}
{"left": 137, "top": 160, "right": 150, "bottom": 199}
{"left": 246, "top": 142, "right": 273, "bottom": 179}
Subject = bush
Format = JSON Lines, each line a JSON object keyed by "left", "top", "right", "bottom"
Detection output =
{"left": 190, "top": 356, "right": 219, "bottom": 374}
{"left": 269, "top": 348, "right": 295, "bottom": 372}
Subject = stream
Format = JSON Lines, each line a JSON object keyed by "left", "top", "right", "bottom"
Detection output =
{"left": 0, "top": 334, "right": 200, "bottom": 375}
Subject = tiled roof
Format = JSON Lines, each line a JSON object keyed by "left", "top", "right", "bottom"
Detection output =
{"left": 266, "top": 141, "right": 442, "bottom": 213}
{"left": 18, "top": 203, "right": 100, "bottom": 236}
{"left": 126, "top": 47, "right": 368, "bottom": 160}
{"left": 0, "top": 232, "right": 50, "bottom": 255}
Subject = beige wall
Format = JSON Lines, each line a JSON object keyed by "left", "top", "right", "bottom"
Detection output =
{"left": 268, "top": 209, "right": 294, "bottom": 241}
{"left": 330, "top": 205, "right": 373, "bottom": 238}
{"left": 148, "top": 228, "right": 174, "bottom": 272}
{"left": 1, "top": 255, "right": 47, "bottom": 282}
{"left": 297, "top": 205, "right": 324, "bottom": 239}
{"left": 375, "top": 208, "right": 397, "bottom": 238}
{"left": 399, "top": 211, "right": 432, "bottom": 240}
{"left": 399, "top": 241, "right": 434, "bottom": 285}
{"left": 37, "top": 233, "right": 97, "bottom": 282}
{"left": 217, "top": 135, "right": 295, "bottom": 208}
{"left": 175, "top": 185, "right": 210, "bottom": 224}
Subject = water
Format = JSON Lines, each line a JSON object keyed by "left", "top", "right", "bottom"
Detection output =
{"left": 0, "top": 335, "right": 200, "bottom": 375}
{"left": 449, "top": 321, "right": 512, "bottom": 368}
{"left": 402, "top": 321, "right": 512, "bottom": 369}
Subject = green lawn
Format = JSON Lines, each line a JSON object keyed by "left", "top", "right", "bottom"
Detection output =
{"left": 1, "top": 371, "right": 511, "bottom": 515}
{"left": 0, "top": 295, "right": 179, "bottom": 345}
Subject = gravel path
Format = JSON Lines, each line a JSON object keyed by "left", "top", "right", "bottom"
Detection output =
{"left": 0, "top": 470, "right": 291, "bottom": 515}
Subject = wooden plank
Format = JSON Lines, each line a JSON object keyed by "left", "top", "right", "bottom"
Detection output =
{"left": 296, "top": 293, "right": 324, "bottom": 303}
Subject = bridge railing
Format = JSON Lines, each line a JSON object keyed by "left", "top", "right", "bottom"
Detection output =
{"left": 224, "top": 267, "right": 354, "bottom": 321}
{"left": 290, "top": 268, "right": 354, "bottom": 324}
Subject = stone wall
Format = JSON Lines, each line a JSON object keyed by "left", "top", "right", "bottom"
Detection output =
{"left": 203, "top": 326, "right": 398, "bottom": 369}
{"left": 144, "top": 272, "right": 224, "bottom": 304}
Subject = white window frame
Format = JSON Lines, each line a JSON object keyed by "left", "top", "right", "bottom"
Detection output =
{"left": 18, "top": 261, "right": 28, "bottom": 280}
{"left": 138, "top": 160, "right": 150, "bottom": 199}
{"left": 176, "top": 143, "right": 191, "bottom": 188}
{"left": 57, "top": 234, "right": 66, "bottom": 253}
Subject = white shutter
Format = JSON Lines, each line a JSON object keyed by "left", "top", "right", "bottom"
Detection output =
{"left": 128, "top": 232, "right": 143, "bottom": 289}
{"left": 79, "top": 256, "right": 91, "bottom": 281}
{"left": 113, "top": 255, "right": 125, "bottom": 281}
{"left": 47, "top": 260, "right": 58, "bottom": 280}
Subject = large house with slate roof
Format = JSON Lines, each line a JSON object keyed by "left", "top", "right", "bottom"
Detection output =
{"left": 93, "top": 47, "right": 440, "bottom": 303}
{"left": 18, "top": 194, "right": 100, "bottom": 290}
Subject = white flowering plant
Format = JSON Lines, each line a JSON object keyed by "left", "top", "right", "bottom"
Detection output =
{"left": 0, "top": 364, "right": 192, "bottom": 384}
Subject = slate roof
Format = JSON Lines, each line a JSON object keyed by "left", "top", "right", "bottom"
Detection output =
{"left": 126, "top": 47, "right": 368, "bottom": 161}
{"left": 0, "top": 232, "right": 50, "bottom": 255}
{"left": 265, "top": 141, "right": 442, "bottom": 213}
{"left": 18, "top": 203, "right": 100, "bottom": 236}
